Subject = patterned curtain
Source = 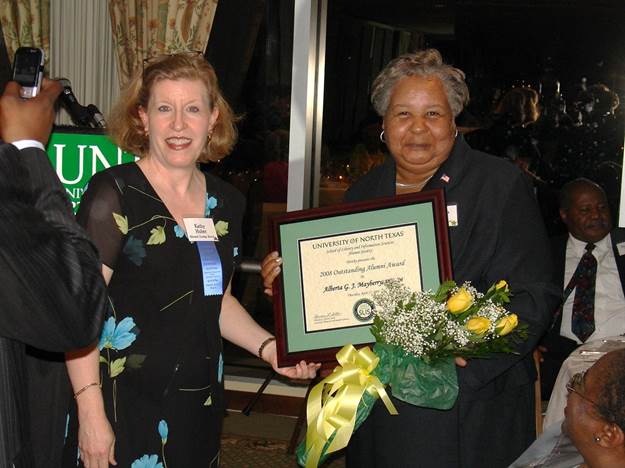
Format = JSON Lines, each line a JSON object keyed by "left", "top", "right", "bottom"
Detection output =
{"left": 108, "top": 0, "right": 219, "bottom": 87}
{"left": 0, "top": 0, "right": 50, "bottom": 64}
{"left": 50, "top": 0, "right": 120, "bottom": 125}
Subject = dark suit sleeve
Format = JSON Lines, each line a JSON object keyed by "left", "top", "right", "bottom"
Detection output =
{"left": 0, "top": 143, "right": 106, "bottom": 352}
{"left": 539, "top": 235, "right": 572, "bottom": 354}
{"left": 459, "top": 172, "right": 561, "bottom": 389}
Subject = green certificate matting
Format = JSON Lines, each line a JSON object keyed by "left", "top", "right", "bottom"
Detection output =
{"left": 280, "top": 202, "right": 441, "bottom": 353}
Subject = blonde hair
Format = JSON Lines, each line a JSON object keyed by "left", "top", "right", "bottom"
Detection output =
{"left": 371, "top": 49, "right": 469, "bottom": 118}
{"left": 108, "top": 53, "right": 237, "bottom": 162}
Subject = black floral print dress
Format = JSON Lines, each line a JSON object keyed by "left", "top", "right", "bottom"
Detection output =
{"left": 64, "top": 163, "right": 244, "bottom": 467}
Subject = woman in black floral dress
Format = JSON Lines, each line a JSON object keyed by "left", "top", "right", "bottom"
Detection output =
{"left": 63, "top": 53, "right": 319, "bottom": 468}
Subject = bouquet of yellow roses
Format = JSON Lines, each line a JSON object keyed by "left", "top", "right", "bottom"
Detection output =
{"left": 297, "top": 279, "right": 526, "bottom": 468}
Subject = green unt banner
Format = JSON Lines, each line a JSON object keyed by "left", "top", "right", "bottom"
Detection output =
{"left": 46, "top": 130, "right": 136, "bottom": 212}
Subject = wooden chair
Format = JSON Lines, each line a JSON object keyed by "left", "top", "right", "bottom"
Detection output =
{"left": 533, "top": 348, "right": 544, "bottom": 436}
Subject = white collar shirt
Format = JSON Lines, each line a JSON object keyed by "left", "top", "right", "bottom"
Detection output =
{"left": 560, "top": 233, "right": 625, "bottom": 343}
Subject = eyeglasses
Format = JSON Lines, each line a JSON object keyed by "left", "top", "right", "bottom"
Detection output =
{"left": 566, "top": 371, "right": 601, "bottom": 408}
{"left": 566, "top": 371, "right": 618, "bottom": 426}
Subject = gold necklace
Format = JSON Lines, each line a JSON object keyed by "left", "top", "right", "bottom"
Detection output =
{"left": 395, "top": 181, "right": 421, "bottom": 188}
{"left": 395, "top": 174, "right": 434, "bottom": 189}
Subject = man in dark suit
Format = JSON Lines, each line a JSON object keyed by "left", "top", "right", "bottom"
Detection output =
{"left": 0, "top": 79, "right": 107, "bottom": 467}
{"left": 541, "top": 178, "right": 625, "bottom": 400}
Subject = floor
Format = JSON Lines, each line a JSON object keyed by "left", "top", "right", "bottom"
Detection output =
{"left": 220, "top": 323, "right": 344, "bottom": 467}
{"left": 221, "top": 410, "right": 346, "bottom": 467}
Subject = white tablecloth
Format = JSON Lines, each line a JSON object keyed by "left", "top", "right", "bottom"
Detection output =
{"left": 543, "top": 336, "right": 625, "bottom": 428}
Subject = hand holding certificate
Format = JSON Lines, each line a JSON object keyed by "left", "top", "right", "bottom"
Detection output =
{"left": 269, "top": 189, "right": 452, "bottom": 366}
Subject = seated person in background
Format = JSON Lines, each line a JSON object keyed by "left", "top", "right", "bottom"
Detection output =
{"left": 510, "top": 348, "right": 625, "bottom": 467}
{"left": 541, "top": 178, "right": 625, "bottom": 400}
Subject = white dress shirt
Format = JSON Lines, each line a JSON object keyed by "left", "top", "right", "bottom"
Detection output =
{"left": 560, "top": 233, "right": 625, "bottom": 343}
{"left": 11, "top": 139, "right": 45, "bottom": 150}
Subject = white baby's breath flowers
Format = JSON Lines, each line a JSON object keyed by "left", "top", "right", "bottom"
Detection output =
{"left": 373, "top": 284, "right": 449, "bottom": 357}
{"left": 372, "top": 279, "right": 413, "bottom": 320}
{"left": 371, "top": 280, "right": 520, "bottom": 358}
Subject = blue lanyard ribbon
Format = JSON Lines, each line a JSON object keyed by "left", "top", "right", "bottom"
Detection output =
{"left": 196, "top": 241, "right": 223, "bottom": 296}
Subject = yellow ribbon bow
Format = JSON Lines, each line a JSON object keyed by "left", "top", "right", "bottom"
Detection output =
{"left": 304, "top": 344, "right": 398, "bottom": 468}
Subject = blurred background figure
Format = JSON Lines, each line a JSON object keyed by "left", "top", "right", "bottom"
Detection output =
{"left": 468, "top": 86, "right": 561, "bottom": 235}
{"left": 468, "top": 86, "right": 542, "bottom": 169}
{"left": 347, "top": 116, "right": 386, "bottom": 181}
{"left": 534, "top": 68, "right": 574, "bottom": 175}
{"left": 556, "top": 83, "right": 623, "bottom": 187}
{"left": 582, "top": 84, "right": 620, "bottom": 163}
{"left": 537, "top": 69, "right": 574, "bottom": 132}
{"left": 261, "top": 92, "right": 292, "bottom": 196}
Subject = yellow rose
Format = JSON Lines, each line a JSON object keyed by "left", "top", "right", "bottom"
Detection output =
{"left": 495, "top": 280, "right": 508, "bottom": 291}
{"left": 447, "top": 288, "right": 473, "bottom": 314}
{"left": 466, "top": 317, "right": 491, "bottom": 335}
{"left": 495, "top": 314, "right": 518, "bottom": 336}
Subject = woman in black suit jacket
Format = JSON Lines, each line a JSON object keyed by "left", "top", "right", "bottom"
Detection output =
{"left": 263, "top": 49, "right": 560, "bottom": 467}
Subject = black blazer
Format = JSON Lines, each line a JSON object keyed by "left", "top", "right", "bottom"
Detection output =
{"left": 346, "top": 136, "right": 560, "bottom": 467}
{"left": 347, "top": 136, "right": 560, "bottom": 392}
{"left": 549, "top": 229, "right": 625, "bottom": 336}
{"left": 0, "top": 144, "right": 107, "bottom": 468}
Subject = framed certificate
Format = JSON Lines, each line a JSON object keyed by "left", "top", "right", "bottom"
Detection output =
{"left": 270, "top": 189, "right": 452, "bottom": 366}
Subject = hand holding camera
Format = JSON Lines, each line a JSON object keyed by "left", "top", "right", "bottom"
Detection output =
{"left": 0, "top": 79, "right": 63, "bottom": 145}
{"left": 9, "top": 47, "right": 106, "bottom": 129}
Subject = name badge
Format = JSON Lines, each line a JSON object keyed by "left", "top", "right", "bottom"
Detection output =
{"left": 447, "top": 204, "right": 458, "bottom": 227}
{"left": 183, "top": 218, "right": 218, "bottom": 242}
{"left": 617, "top": 242, "right": 625, "bottom": 256}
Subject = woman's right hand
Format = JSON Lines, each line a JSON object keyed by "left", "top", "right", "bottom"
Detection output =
{"left": 260, "top": 251, "right": 282, "bottom": 296}
{"left": 77, "top": 393, "right": 117, "bottom": 467}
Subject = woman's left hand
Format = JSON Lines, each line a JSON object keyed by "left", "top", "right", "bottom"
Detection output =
{"left": 262, "top": 340, "right": 321, "bottom": 380}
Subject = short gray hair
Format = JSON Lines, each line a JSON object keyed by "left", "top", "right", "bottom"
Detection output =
{"left": 371, "top": 49, "right": 469, "bottom": 117}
